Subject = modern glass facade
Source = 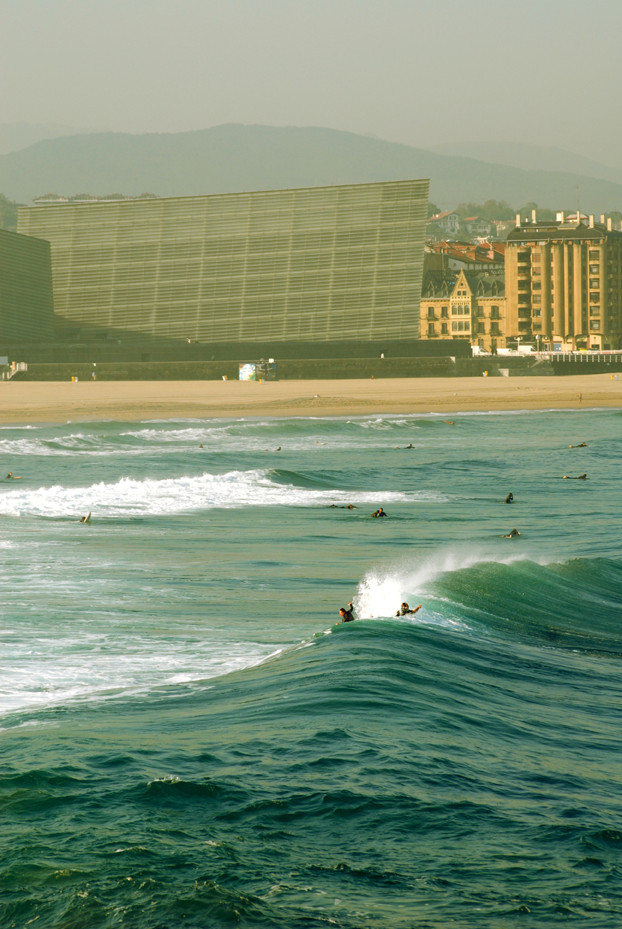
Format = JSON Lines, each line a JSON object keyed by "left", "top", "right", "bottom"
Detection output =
{"left": 18, "top": 179, "right": 429, "bottom": 344}
{"left": 0, "top": 229, "right": 54, "bottom": 342}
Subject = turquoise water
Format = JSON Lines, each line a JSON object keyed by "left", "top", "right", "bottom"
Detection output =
{"left": 1, "top": 409, "right": 621, "bottom": 928}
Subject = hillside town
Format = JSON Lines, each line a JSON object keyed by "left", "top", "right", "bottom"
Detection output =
{"left": 421, "top": 207, "right": 622, "bottom": 354}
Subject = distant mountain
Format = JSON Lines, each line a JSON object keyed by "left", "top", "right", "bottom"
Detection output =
{"left": 2, "top": 124, "right": 622, "bottom": 215}
{"left": 0, "top": 122, "right": 103, "bottom": 155}
{"left": 426, "top": 141, "right": 622, "bottom": 187}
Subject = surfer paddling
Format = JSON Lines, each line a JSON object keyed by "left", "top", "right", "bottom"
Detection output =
{"left": 5, "top": 472, "right": 21, "bottom": 479}
{"left": 562, "top": 473, "right": 587, "bottom": 480}
{"left": 502, "top": 528, "right": 520, "bottom": 538}
{"left": 79, "top": 512, "right": 92, "bottom": 524}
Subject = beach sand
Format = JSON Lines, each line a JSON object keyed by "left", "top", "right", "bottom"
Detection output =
{"left": 0, "top": 375, "right": 620, "bottom": 424}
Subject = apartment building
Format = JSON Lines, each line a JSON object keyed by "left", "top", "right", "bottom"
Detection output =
{"left": 505, "top": 212, "right": 622, "bottom": 350}
{"left": 420, "top": 269, "right": 505, "bottom": 353}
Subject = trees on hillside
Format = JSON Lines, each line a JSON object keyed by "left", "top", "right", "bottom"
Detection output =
{"left": 455, "top": 199, "right": 514, "bottom": 220}
{"left": 0, "top": 194, "right": 21, "bottom": 231}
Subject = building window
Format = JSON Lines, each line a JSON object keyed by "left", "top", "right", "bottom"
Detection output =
{"left": 590, "top": 306, "right": 600, "bottom": 316}
{"left": 490, "top": 322, "right": 500, "bottom": 335}
{"left": 427, "top": 322, "right": 436, "bottom": 336}
{"left": 590, "top": 292, "right": 600, "bottom": 302}
{"left": 589, "top": 279, "right": 600, "bottom": 288}
{"left": 490, "top": 306, "right": 499, "bottom": 319}
{"left": 589, "top": 264, "right": 599, "bottom": 273}
{"left": 441, "top": 323, "right": 448, "bottom": 334}
{"left": 590, "top": 320, "right": 600, "bottom": 330}
{"left": 427, "top": 306, "right": 436, "bottom": 319}
{"left": 589, "top": 250, "right": 599, "bottom": 259}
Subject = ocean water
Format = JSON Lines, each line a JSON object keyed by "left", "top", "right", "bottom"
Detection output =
{"left": 1, "top": 408, "right": 621, "bottom": 928}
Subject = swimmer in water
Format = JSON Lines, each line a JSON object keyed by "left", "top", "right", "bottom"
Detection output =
{"left": 562, "top": 474, "right": 587, "bottom": 480}
{"left": 568, "top": 442, "right": 587, "bottom": 448}
{"left": 502, "top": 528, "right": 521, "bottom": 538}
{"left": 5, "top": 472, "right": 21, "bottom": 479}
{"left": 505, "top": 492, "right": 514, "bottom": 504}
{"left": 79, "top": 512, "right": 92, "bottom": 523}
{"left": 395, "top": 602, "right": 422, "bottom": 617}
{"left": 371, "top": 507, "right": 387, "bottom": 517}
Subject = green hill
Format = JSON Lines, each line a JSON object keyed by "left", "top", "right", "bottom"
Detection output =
{"left": 2, "top": 124, "right": 622, "bottom": 214}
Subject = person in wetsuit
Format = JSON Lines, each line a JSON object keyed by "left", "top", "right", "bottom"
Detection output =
{"left": 371, "top": 507, "right": 387, "bottom": 517}
{"left": 339, "top": 603, "right": 356, "bottom": 623}
{"left": 396, "top": 602, "right": 422, "bottom": 617}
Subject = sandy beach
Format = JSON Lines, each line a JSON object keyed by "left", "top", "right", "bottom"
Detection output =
{"left": 0, "top": 374, "right": 620, "bottom": 424}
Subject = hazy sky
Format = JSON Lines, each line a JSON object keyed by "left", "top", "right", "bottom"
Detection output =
{"left": 3, "top": 0, "right": 621, "bottom": 157}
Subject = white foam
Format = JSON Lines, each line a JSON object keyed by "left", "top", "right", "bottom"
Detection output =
{"left": 354, "top": 543, "right": 529, "bottom": 620}
{"left": 0, "top": 470, "right": 423, "bottom": 518}
{"left": 0, "top": 633, "right": 278, "bottom": 717}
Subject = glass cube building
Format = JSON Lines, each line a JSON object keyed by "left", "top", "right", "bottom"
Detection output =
{"left": 17, "top": 179, "right": 429, "bottom": 344}
{"left": 0, "top": 229, "right": 54, "bottom": 342}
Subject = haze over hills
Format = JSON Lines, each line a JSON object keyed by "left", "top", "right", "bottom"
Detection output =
{"left": 1, "top": 124, "right": 622, "bottom": 215}
{"left": 427, "top": 141, "right": 622, "bottom": 187}
{"left": 0, "top": 122, "right": 104, "bottom": 156}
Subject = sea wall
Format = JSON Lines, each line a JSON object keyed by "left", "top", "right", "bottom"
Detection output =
{"left": 14, "top": 356, "right": 552, "bottom": 381}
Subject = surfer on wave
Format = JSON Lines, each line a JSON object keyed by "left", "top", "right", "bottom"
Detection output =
{"left": 396, "top": 602, "right": 422, "bottom": 617}
{"left": 339, "top": 602, "right": 356, "bottom": 623}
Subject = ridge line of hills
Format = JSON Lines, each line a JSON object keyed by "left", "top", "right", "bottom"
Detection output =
{"left": 1, "top": 124, "right": 621, "bottom": 215}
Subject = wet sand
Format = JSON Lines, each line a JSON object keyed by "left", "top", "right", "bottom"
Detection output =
{"left": 0, "top": 375, "right": 620, "bottom": 424}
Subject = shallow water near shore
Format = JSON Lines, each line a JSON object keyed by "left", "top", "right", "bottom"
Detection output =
{"left": 1, "top": 409, "right": 621, "bottom": 928}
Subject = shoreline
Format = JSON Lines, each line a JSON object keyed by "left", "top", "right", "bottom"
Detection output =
{"left": 1, "top": 374, "right": 621, "bottom": 425}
